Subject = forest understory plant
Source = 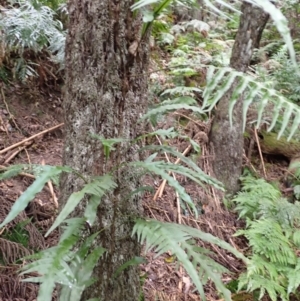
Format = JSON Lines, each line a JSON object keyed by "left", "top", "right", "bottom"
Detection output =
{"left": 1, "top": 0, "right": 300, "bottom": 301}
{"left": 233, "top": 173, "right": 300, "bottom": 301}
{"left": 0, "top": 127, "right": 247, "bottom": 301}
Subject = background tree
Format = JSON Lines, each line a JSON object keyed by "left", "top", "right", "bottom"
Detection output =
{"left": 210, "top": 2, "right": 269, "bottom": 194}
{"left": 60, "top": 0, "right": 150, "bottom": 300}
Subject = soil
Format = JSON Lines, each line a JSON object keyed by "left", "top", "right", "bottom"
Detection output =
{"left": 0, "top": 80, "right": 290, "bottom": 301}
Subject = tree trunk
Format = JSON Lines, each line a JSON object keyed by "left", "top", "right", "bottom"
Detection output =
{"left": 60, "top": 1, "right": 149, "bottom": 300}
{"left": 210, "top": 2, "right": 269, "bottom": 195}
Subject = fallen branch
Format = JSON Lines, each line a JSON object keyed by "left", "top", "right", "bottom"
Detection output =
{"left": 4, "top": 141, "right": 33, "bottom": 164}
{"left": 0, "top": 123, "right": 64, "bottom": 155}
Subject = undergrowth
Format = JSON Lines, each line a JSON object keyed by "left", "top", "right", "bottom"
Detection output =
{"left": 1, "top": 0, "right": 300, "bottom": 301}
{"left": 233, "top": 172, "right": 300, "bottom": 301}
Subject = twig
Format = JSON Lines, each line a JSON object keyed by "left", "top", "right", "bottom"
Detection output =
{"left": 153, "top": 144, "right": 192, "bottom": 201}
{"left": 24, "top": 147, "right": 31, "bottom": 164}
{"left": 254, "top": 128, "right": 267, "bottom": 178}
{"left": 0, "top": 114, "right": 9, "bottom": 136}
{"left": 173, "top": 112, "right": 206, "bottom": 130}
{"left": 0, "top": 123, "right": 64, "bottom": 155}
{"left": 42, "top": 160, "right": 58, "bottom": 209}
{"left": 243, "top": 150, "right": 257, "bottom": 174}
{"left": 4, "top": 142, "right": 32, "bottom": 164}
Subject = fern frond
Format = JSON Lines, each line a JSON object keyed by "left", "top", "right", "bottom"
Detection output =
{"left": 0, "top": 165, "right": 67, "bottom": 229}
{"left": 161, "top": 86, "right": 202, "bottom": 96}
{"left": 46, "top": 175, "right": 117, "bottom": 236}
{"left": 287, "top": 258, "right": 300, "bottom": 294}
{"left": 0, "top": 164, "right": 25, "bottom": 180}
{"left": 0, "top": 0, "right": 64, "bottom": 54}
{"left": 233, "top": 176, "right": 281, "bottom": 219}
{"left": 133, "top": 219, "right": 246, "bottom": 301}
{"left": 141, "top": 145, "right": 223, "bottom": 190}
{"left": 238, "top": 219, "right": 296, "bottom": 266}
{"left": 238, "top": 272, "right": 288, "bottom": 301}
{"left": 202, "top": 66, "right": 300, "bottom": 139}
{"left": 142, "top": 96, "right": 203, "bottom": 123}
{"left": 22, "top": 218, "right": 105, "bottom": 301}
{"left": 133, "top": 159, "right": 198, "bottom": 215}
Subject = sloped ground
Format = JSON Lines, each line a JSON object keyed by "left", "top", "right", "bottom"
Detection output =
{"left": 0, "top": 82, "right": 63, "bottom": 301}
{"left": 0, "top": 80, "right": 289, "bottom": 301}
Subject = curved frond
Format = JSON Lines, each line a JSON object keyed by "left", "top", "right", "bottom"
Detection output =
{"left": 133, "top": 219, "right": 246, "bottom": 301}
{"left": 202, "top": 66, "right": 300, "bottom": 139}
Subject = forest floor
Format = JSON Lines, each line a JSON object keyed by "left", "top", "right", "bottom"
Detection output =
{"left": 0, "top": 80, "right": 291, "bottom": 301}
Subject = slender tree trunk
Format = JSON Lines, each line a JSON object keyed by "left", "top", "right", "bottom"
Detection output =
{"left": 60, "top": 1, "right": 149, "bottom": 300}
{"left": 210, "top": 2, "right": 269, "bottom": 194}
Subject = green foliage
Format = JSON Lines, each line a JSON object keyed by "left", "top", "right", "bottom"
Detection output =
{"left": 3, "top": 219, "right": 31, "bottom": 248}
{"left": 133, "top": 219, "right": 248, "bottom": 301}
{"left": 0, "top": 125, "right": 231, "bottom": 301}
{"left": 90, "top": 135, "right": 127, "bottom": 159}
{"left": 0, "top": 0, "right": 66, "bottom": 77}
{"left": 234, "top": 175, "right": 300, "bottom": 301}
{"left": 132, "top": 0, "right": 296, "bottom": 65}
{"left": 265, "top": 47, "right": 300, "bottom": 103}
{"left": 22, "top": 218, "right": 105, "bottom": 301}
{"left": 0, "top": 165, "right": 71, "bottom": 228}
{"left": 46, "top": 174, "right": 117, "bottom": 236}
{"left": 143, "top": 96, "right": 204, "bottom": 124}
{"left": 202, "top": 65, "right": 300, "bottom": 140}
{"left": 19, "top": 173, "right": 116, "bottom": 301}
{"left": 1, "top": 0, "right": 64, "bottom": 52}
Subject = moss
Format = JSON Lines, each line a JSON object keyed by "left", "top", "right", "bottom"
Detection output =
{"left": 258, "top": 130, "right": 300, "bottom": 159}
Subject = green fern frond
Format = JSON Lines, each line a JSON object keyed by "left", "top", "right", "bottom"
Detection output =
{"left": 246, "top": 254, "right": 280, "bottom": 281}
{"left": 287, "top": 258, "right": 300, "bottom": 294}
{"left": 238, "top": 272, "right": 288, "bottom": 301}
{"left": 233, "top": 176, "right": 281, "bottom": 219}
{"left": 238, "top": 219, "right": 296, "bottom": 265}
{"left": 142, "top": 127, "right": 178, "bottom": 140}
{"left": 141, "top": 145, "right": 223, "bottom": 190}
{"left": 22, "top": 218, "right": 105, "bottom": 301}
{"left": 0, "top": 164, "right": 25, "bottom": 180}
{"left": 46, "top": 175, "right": 117, "bottom": 236}
{"left": 202, "top": 66, "right": 300, "bottom": 139}
{"left": 0, "top": 0, "right": 63, "bottom": 53}
{"left": 292, "top": 230, "right": 300, "bottom": 247}
{"left": 0, "top": 165, "right": 69, "bottom": 229}
{"left": 235, "top": 175, "right": 300, "bottom": 300}
{"left": 133, "top": 219, "right": 247, "bottom": 301}
{"left": 133, "top": 159, "right": 198, "bottom": 215}
{"left": 161, "top": 86, "right": 202, "bottom": 96}
{"left": 132, "top": 148, "right": 223, "bottom": 216}
{"left": 142, "top": 96, "right": 203, "bottom": 124}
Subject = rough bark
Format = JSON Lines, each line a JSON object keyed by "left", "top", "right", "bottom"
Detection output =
{"left": 60, "top": 1, "right": 149, "bottom": 300}
{"left": 210, "top": 2, "right": 269, "bottom": 195}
